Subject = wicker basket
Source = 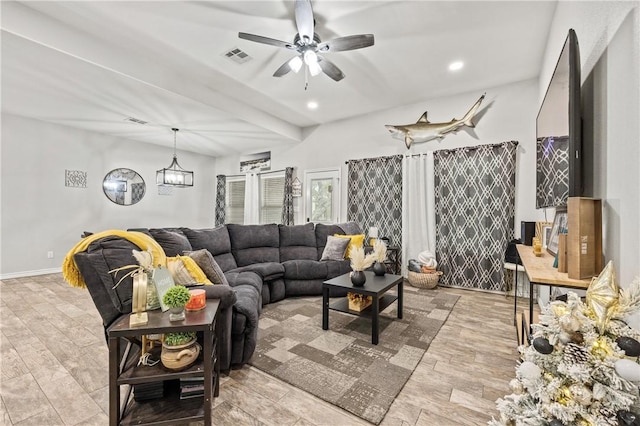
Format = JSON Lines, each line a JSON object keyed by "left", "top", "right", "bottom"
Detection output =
{"left": 407, "top": 271, "right": 442, "bottom": 289}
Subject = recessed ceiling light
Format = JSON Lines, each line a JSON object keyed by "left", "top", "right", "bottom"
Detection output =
{"left": 448, "top": 61, "right": 464, "bottom": 71}
{"left": 307, "top": 101, "right": 318, "bottom": 110}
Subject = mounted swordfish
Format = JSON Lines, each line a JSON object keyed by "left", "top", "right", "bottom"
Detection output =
{"left": 385, "top": 93, "right": 485, "bottom": 149}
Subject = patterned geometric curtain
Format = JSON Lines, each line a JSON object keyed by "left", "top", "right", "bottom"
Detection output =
{"left": 434, "top": 141, "right": 518, "bottom": 291}
{"left": 282, "top": 167, "right": 294, "bottom": 225}
{"left": 347, "top": 155, "right": 403, "bottom": 260}
{"left": 215, "top": 175, "right": 226, "bottom": 226}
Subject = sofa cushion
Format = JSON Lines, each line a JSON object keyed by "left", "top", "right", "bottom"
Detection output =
{"left": 148, "top": 228, "right": 192, "bottom": 257}
{"left": 227, "top": 262, "right": 284, "bottom": 281}
{"left": 279, "top": 223, "right": 318, "bottom": 261}
{"left": 315, "top": 223, "right": 348, "bottom": 259}
{"left": 181, "top": 227, "right": 238, "bottom": 272}
{"left": 186, "top": 249, "right": 229, "bottom": 286}
{"left": 75, "top": 237, "right": 139, "bottom": 326}
{"left": 337, "top": 221, "right": 363, "bottom": 235}
{"left": 324, "top": 259, "right": 353, "bottom": 279}
{"left": 333, "top": 233, "right": 365, "bottom": 258}
{"left": 227, "top": 224, "right": 280, "bottom": 266}
{"left": 167, "top": 255, "right": 212, "bottom": 286}
{"left": 320, "top": 235, "right": 350, "bottom": 261}
{"left": 282, "top": 260, "right": 328, "bottom": 280}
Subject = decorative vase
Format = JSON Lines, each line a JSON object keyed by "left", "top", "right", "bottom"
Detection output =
{"left": 351, "top": 270, "right": 366, "bottom": 286}
{"left": 160, "top": 338, "right": 201, "bottom": 371}
{"left": 169, "top": 306, "right": 186, "bottom": 322}
{"left": 373, "top": 261, "right": 386, "bottom": 276}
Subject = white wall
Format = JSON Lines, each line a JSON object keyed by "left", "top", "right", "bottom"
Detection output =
{"left": 540, "top": 2, "right": 639, "bottom": 286}
{"left": 0, "top": 113, "right": 217, "bottom": 277}
{"left": 216, "top": 78, "right": 543, "bottom": 235}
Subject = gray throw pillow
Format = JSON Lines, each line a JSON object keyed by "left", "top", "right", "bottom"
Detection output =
{"left": 320, "top": 235, "right": 350, "bottom": 261}
{"left": 186, "top": 249, "right": 229, "bottom": 286}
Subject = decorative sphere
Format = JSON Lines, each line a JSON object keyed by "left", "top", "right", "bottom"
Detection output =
{"left": 617, "top": 410, "right": 640, "bottom": 425}
{"left": 615, "top": 359, "right": 640, "bottom": 382}
{"left": 617, "top": 336, "right": 640, "bottom": 357}
{"left": 532, "top": 337, "right": 554, "bottom": 354}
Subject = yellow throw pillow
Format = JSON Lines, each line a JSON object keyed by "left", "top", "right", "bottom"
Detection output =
{"left": 167, "top": 255, "right": 213, "bottom": 286}
{"left": 333, "top": 234, "right": 365, "bottom": 259}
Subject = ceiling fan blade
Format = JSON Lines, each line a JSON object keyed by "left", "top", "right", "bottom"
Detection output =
{"left": 318, "top": 57, "right": 345, "bottom": 82}
{"left": 317, "top": 34, "right": 375, "bottom": 52}
{"left": 273, "top": 59, "right": 293, "bottom": 77}
{"left": 294, "top": 0, "right": 314, "bottom": 43}
{"left": 238, "top": 32, "right": 295, "bottom": 49}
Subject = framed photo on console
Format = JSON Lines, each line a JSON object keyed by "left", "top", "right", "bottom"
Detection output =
{"left": 547, "top": 207, "right": 568, "bottom": 256}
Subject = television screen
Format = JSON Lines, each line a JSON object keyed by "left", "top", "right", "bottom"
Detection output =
{"left": 536, "top": 29, "right": 581, "bottom": 209}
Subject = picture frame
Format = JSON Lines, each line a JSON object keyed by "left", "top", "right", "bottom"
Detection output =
{"left": 542, "top": 226, "right": 553, "bottom": 250}
{"left": 547, "top": 207, "right": 568, "bottom": 256}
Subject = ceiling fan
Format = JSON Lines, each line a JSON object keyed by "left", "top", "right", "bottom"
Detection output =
{"left": 238, "top": 0, "right": 374, "bottom": 86}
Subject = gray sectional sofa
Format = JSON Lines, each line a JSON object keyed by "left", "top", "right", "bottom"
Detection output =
{"left": 73, "top": 221, "right": 362, "bottom": 372}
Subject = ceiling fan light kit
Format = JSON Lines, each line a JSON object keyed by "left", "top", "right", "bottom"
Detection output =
{"left": 156, "top": 128, "right": 194, "bottom": 187}
{"left": 238, "top": 0, "right": 374, "bottom": 88}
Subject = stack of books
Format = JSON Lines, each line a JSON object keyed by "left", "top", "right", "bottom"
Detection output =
{"left": 179, "top": 377, "right": 204, "bottom": 400}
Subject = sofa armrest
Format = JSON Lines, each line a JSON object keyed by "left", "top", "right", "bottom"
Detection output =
{"left": 190, "top": 284, "right": 237, "bottom": 310}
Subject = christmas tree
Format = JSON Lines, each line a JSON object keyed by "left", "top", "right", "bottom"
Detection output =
{"left": 491, "top": 261, "right": 640, "bottom": 426}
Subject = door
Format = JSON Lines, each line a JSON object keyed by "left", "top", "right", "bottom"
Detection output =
{"left": 304, "top": 168, "right": 341, "bottom": 224}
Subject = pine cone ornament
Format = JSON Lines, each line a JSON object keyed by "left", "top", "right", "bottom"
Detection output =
{"left": 599, "top": 408, "right": 618, "bottom": 426}
{"left": 563, "top": 342, "right": 590, "bottom": 364}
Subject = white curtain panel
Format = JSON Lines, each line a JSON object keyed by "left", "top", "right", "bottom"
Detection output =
{"left": 401, "top": 153, "right": 436, "bottom": 276}
{"left": 243, "top": 172, "right": 260, "bottom": 224}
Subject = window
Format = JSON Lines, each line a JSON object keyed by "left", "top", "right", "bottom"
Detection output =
{"left": 304, "top": 168, "right": 341, "bottom": 224}
{"left": 225, "top": 178, "right": 245, "bottom": 224}
{"left": 260, "top": 174, "right": 285, "bottom": 224}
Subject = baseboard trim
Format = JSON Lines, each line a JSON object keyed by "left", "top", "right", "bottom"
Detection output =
{"left": 0, "top": 267, "right": 62, "bottom": 280}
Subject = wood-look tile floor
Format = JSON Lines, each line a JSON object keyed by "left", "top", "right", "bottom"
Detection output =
{"left": 0, "top": 274, "right": 520, "bottom": 425}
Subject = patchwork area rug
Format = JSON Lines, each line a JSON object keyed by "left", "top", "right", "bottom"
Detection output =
{"left": 250, "top": 286, "right": 459, "bottom": 424}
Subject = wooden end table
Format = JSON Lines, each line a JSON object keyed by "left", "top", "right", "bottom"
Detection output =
{"left": 107, "top": 301, "right": 219, "bottom": 426}
{"left": 322, "top": 271, "right": 403, "bottom": 345}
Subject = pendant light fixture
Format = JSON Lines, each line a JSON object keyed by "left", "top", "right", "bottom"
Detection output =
{"left": 156, "top": 128, "right": 194, "bottom": 187}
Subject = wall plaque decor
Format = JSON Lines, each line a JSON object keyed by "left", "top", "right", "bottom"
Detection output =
{"left": 240, "top": 151, "right": 271, "bottom": 172}
{"left": 65, "top": 170, "right": 87, "bottom": 188}
{"left": 292, "top": 177, "right": 302, "bottom": 197}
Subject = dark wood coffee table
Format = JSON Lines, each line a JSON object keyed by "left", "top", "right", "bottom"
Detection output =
{"left": 322, "top": 271, "right": 403, "bottom": 345}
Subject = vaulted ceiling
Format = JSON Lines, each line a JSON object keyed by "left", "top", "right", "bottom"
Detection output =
{"left": 1, "top": 1, "right": 557, "bottom": 157}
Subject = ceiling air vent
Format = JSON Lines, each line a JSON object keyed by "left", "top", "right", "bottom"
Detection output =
{"left": 124, "top": 117, "right": 148, "bottom": 125}
{"left": 224, "top": 47, "right": 252, "bottom": 64}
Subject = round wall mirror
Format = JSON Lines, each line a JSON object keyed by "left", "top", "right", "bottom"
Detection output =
{"left": 103, "top": 168, "right": 146, "bottom": 206}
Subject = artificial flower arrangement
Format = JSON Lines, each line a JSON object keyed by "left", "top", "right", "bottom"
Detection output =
{"left": 349, "top": 245, "right": 376, "bottom": 271}
{"left": 110, "top": 249, "right": 153, "bottom": 287}
{"left": 372, "top": 239, "right": 387, "bottom": 263}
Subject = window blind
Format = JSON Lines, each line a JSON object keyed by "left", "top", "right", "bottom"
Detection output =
{"left": 226, "top": 179, "right": 245, "bottom": 224}
{"left": 260, "top": 175, "right": 285, "bottom": 224}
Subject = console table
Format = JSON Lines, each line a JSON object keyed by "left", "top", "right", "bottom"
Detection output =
{"left": 515, "top": 245, "right": 590, "bottom": 341}
{"left": 107, "top": 301, "right": 219, "bottom": 426}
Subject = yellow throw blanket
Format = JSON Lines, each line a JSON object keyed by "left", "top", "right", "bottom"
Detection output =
{"left": 62, "top": 230, "right": 167, "bottom": 289}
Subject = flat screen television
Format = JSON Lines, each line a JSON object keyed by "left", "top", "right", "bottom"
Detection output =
{"left": 536, "top": 29, "right": 582, "bottom": 209}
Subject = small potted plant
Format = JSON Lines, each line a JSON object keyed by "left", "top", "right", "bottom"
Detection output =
{"left": 349, "top": 245, "right": 375, "bottom": 286}
{"left": 161, "top": 331, "right": 200, "bottom": 371}
{"left": 163, "top": 285, "right": 191, "bottom": 321}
